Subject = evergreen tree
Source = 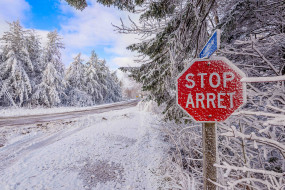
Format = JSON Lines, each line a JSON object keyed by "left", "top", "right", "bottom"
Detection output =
{"left": 65, "top": 53, "right": 92, "bottom": 106}
{"left": 0, "top": 21, "right": 33, "bottom": 106}
{"left": 26, "top": 30, "right": 43, "bottom": 81}
{"left": 84, "top": 51, "right": 122, "bottom": 104}
{"left": 26, "top": 30, "right": 43, "bottom": 106}
{"left": 32, "top": 30, "right": 66, "bottom": 107}
{"left": 85, "top": 50, "right": 102, "bottom": 104}
{"left": 106, "top": 71, "right": 122, "bottom": 102}
{"left": 96, "top": 59, "right": 109, "bottom": 103}
{"left": 42, "top": 30, "right": 65, "bottom": 76}
{"left": 66, "top": 53, "right": 86, "bottom": 91}
{"left": 64, "top": 0, "right": 140, "bottom": 11}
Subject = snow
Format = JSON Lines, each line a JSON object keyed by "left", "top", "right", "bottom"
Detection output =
{"left": 0, "top": 105, "right": 166, "bottom": 190}
{"left": 241, "top": 75, "right": 285, "bottom": 83}
{"left": 0, "top": 100, "right": 136, "bottom": 118}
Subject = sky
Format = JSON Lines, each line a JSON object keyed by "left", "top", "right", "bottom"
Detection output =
{"left": 0, "top": 0, "right": 141, "bottom": 70}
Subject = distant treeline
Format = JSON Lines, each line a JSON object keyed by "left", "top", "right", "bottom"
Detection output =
{"left": 0, "top": 21, "right": 122, "bottom": 108}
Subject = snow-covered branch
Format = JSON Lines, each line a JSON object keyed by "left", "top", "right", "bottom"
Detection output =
{"left": 215, "top": 162, "right": 284, "bottom": 177}
{"left": 241, "top": 75, "right": 285, "bottom": 83}
{"left": 222, "top": 126, "right": 285, "bottom": 157}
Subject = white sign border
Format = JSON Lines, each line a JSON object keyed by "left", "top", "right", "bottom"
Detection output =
{"left": 176, "top": 56, "right": 247, "bottom": 123}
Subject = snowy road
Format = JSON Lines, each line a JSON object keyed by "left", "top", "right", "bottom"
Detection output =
{"left": 0, "top": 100, "right": 139, "bottom": 127}
{"left": 0, "top": 104, "right": 165, "bottom": 190}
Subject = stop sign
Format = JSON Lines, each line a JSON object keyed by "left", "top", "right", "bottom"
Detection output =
{"left": 177, "top": 57, "right": 246, "bottom": 122}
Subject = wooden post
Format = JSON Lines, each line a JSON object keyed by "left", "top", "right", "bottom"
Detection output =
{"left": 203, "top": 122, "right": 217, "bottom": 190}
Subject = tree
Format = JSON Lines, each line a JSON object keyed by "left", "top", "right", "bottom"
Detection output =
{"left": 26, "top": 30, "right": 43, "bottom": 106}
{"left": 115, "top": 0, "right": 213, "bottom": 121}
{"left": 0, "top": 21, "right": 33, "bottom": 106}
{"left": 105, "top": 71, "right": 122, "bottom": 103}
{"left": 64, "top": 0, "right": 141, "bottom": 11}
{"left": 84, "top": 51, "right": 122, "bottom": 104}
{"left": 95, "top": 59, "right": 122, "bottom": 103}
{"left": 85, "top": 50, "right": 103, "bottom": 104}
{"left": 32, "top": 30, "right": 66, "bottom": 107}
{"left": 65, "top": 53, "right": 92, "bottom": 106}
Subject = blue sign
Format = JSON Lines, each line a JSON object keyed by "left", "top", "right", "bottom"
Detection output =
{"left": 199, "top": 29, "right": 220, "bottom": 59}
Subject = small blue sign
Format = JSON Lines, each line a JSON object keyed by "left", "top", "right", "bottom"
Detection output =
{"left": 199, "top": 29, "right": 220, "bottom": 59}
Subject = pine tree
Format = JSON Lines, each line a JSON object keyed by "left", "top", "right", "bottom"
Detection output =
{"left": 32, "top": 30, "right": 66, "bottom": 107}
{"left": 84, "top": 51, "right": 122, "bottom": 105}
{"left": 85, "top": 50, "right": 102, "bottom": 104}
{"left": 66, "top": 53, "right": 86, "bottom": 90}
{"left": 106, "top": 71, "right": 122, "bottom": 102}
{"left": 0, "top": 21, "right": 33, "bottom": 106}
{"left": 65, "top": 53, "right": 92, "bottom": 106}
{"left": 96, "top": 59, "right": 109, "bottom": 103}
{"left": 26, "top": 30, "right": 43, "bottom": 106}
{"left": 64, "top": 0, "right": 140, "bottom": 11}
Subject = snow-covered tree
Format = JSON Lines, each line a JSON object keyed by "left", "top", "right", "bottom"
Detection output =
{"left": 95, "top": 59, "right": 109, "bottom": 103}
{"left": 26, "top": 30, "right": 43, "bottom": 106}
{"left": 104, "top": 71, "right": 122, "bottom": 103}
{"left": 42, "top": 30, "right": 65, "bottom": 76}
{"left": 66, "top": 53, "right": 86, "bottom": 91}
{"left": 213, "top": 1, "right": 285, "bottom": 189}
{"left": 32, "top": 30, "right": 66, "bottom": 107}
{"left": 26, "top": 30, "right": 43, "bottom": 81}
{"left": 65, "top": 53, "right": 92, "bottom": 106}
{"left": 84, "top": 50, "right": 122, "bottom": 104}
{"left": 85, "top": 50, "right": 102, "bottom": 104}
{"left": 0, "top": 21, "right": 33, "bottom": 106}
{"left": 96, "top": 59, "right": 122, "bottom": 103}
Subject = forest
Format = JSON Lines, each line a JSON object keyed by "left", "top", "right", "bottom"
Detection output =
{"left": 0, "top": 21, "right": 122, "bottom": 108}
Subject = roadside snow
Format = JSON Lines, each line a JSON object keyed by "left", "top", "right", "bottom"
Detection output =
{"left": 0, "top": 106, "right": 166, "bottom": 190}
{"left": 0, "top": 100, "right": 137, "bottom": 118}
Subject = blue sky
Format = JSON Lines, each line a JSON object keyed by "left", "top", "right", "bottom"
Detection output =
{"left": 0, "top": 0, "right": 140, "bottom": 70}
{"left": 23, "top": 0, "right": 63, "bottom": 30}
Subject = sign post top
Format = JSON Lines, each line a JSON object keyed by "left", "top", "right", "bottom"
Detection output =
{"left": 199, "top": 29, "right": 221, "bottom": 59}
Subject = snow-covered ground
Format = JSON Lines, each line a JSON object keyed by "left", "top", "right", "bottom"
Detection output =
{"left": 0, "top": 106, "right": 166, "bottom": 190}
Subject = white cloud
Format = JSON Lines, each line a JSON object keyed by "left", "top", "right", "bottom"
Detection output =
{"left": 58, "top": 0, "right": 141, "bottom": 68}
{"left": 33, "top": 29, "right": 49, "bottom": 47}
{"left": 60, "top": 3, "right": 117, "bottom": 48}
{"left": 110, "top": 56, "right": 140, "bottom": 68}
{"left": 0, "top": 0, "right": 30, "bottom": 21}
{"left": 0, "top": 0, "right": 30, "bottom": 36}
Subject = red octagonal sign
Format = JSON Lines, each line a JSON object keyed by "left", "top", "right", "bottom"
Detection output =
{"left": 177, "top": 57, "right": 246, "bottom": 122}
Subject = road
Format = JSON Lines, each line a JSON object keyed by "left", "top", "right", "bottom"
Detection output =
{"left": 0, "top": 99, "right": 139, "bottom": 127}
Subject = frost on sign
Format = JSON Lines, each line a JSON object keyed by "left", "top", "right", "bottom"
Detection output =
{"left": 176, "top": 57, "right": 246, "bottom": 122}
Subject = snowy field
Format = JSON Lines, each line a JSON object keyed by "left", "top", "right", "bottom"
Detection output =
{"left": 0, "top": 106, "right": 166, "bottom": 190}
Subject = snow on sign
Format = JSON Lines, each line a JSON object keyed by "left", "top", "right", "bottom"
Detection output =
{"left": 199, "top": 29, "right": 220, "bottom": 58}
{"left": 177, "top": 57, "right": 246, "bottom": 122}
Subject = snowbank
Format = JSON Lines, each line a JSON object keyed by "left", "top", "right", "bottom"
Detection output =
{"left": 137, "top": 100, "right": 162, "bottom": 114}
